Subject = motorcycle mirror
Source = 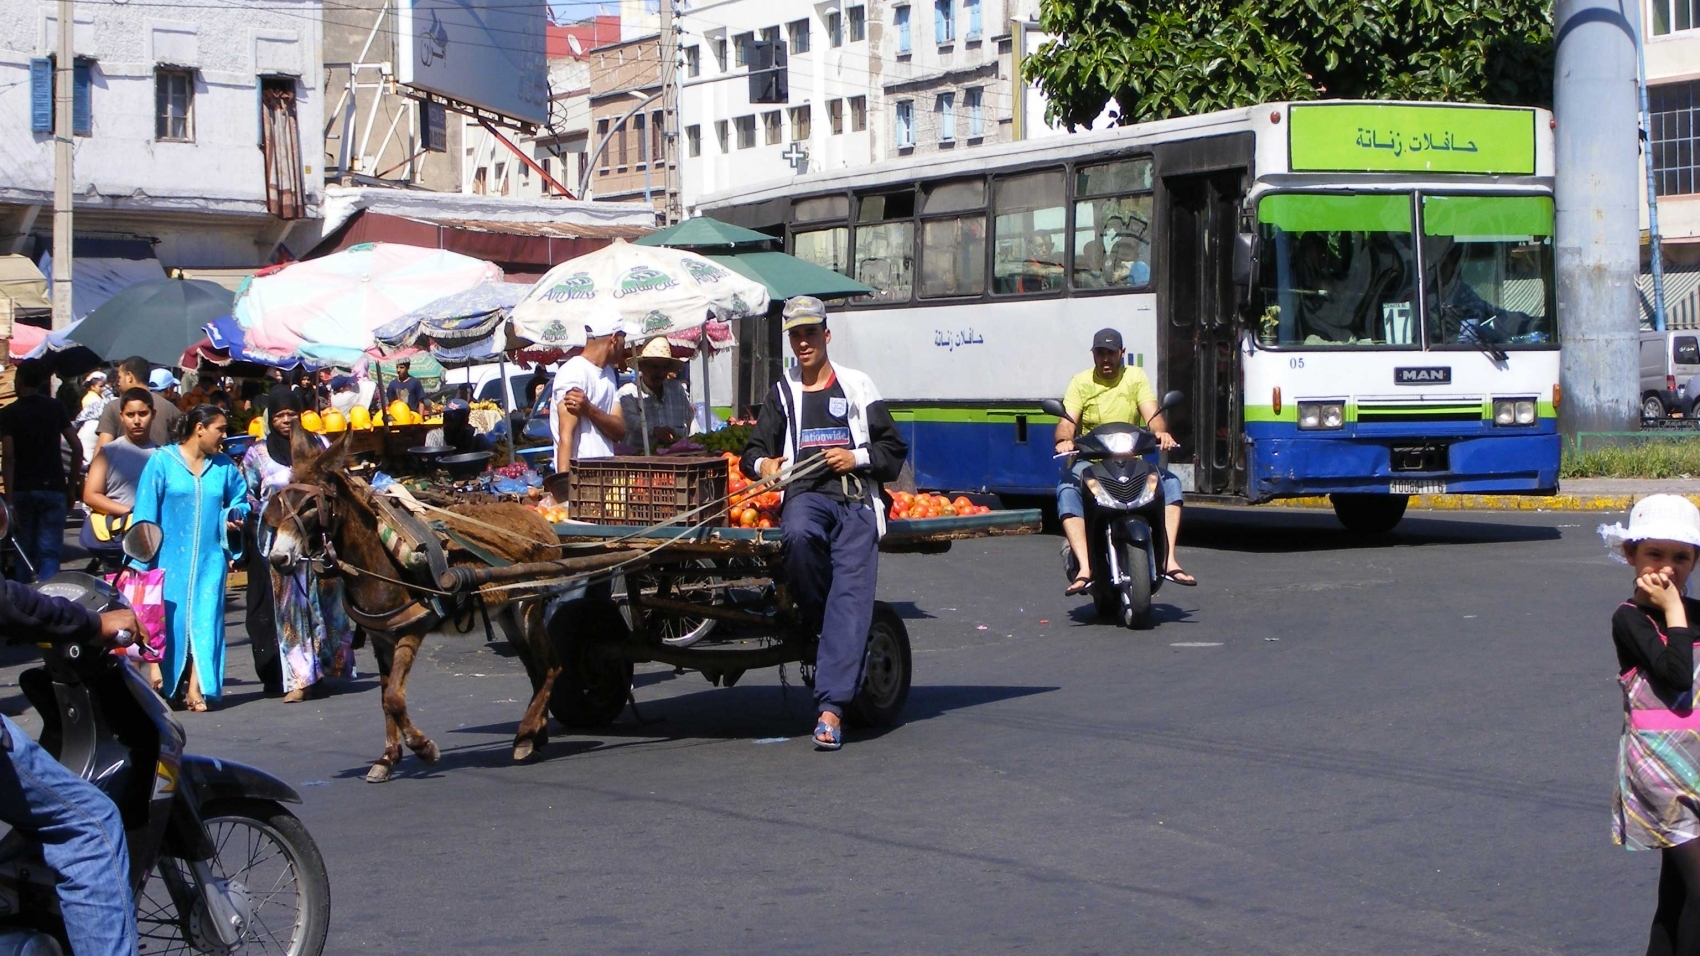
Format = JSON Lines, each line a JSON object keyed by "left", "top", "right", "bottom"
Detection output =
{"left": 0, "top": 497, "right": 11, "bottom": 541}
{"left": 1039, "top": 399, "right": 1068, "bottom": 419}
{"left": 122, "top": 521, "right": 163, "bottom": 563}
{"left": 1159, "top": 390, "right": 1186, "bottom": 414}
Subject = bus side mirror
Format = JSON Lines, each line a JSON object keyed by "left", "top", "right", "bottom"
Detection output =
{"left": 1232, "top": 233, "right": 1258, "bottom": 304}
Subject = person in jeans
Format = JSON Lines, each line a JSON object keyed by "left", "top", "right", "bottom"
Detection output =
{"left": 0, "top": 360, "right": 82, "bottom": 582}
{"left": 0, "top": 576, "right": 143, "bottom": 956}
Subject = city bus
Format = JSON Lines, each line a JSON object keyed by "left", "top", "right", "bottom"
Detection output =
{"left": 697, "top": 100, "right": 1561, "bottom": 532}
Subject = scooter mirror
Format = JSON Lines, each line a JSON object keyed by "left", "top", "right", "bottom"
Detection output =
{"left": 1159, "top": 390, "right": 1186, "bottom": 414}
{"left": 1039, "top": 399, "right": 1068, "bottom": 419}
{"left": 122, "top": 521, "right": 163, "bottom": 563}
{"left": 0, "top": 497, "right": 11, "bottom": 541}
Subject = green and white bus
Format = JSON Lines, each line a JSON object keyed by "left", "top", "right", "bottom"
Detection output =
{"left": 700, "top": 100, "right": 1560, "bottom": 532}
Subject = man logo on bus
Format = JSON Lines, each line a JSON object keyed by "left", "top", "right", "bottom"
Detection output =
{"left": 1395, "top": 367, "right": 1452, "bottom": 385}
{"left": 640, "top": 310, "right": 671, "bottom": 333}
{"left": 683, "top": 259, "right": 728, "bottom": 284}
{"left": 542, "top": 272, "right": 596, "bottom": 302}
{"left": 613, "top": 266, "right": 678, "bottom": 298}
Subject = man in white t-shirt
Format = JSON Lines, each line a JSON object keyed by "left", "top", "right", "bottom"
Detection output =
{"left": 551, "top": 315, "right": 627, "bottom": 472}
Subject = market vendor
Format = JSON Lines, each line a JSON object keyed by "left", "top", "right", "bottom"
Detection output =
{"left": 385, "top": 359, "right": 425, "bottom": 412}
{"left": 550, "top": 314, "right": 626, "bottom": 472}
{"left": 740, "top": 296, "right": 908, "bottom": 752}
{"left": 618, "top": 336, "right": 693, "bottom": 454}
{"left": 441, "top": 398, "right": 494, "bottom": 453}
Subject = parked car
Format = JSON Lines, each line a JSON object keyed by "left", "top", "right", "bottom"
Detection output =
{"left": 1640, "top": 329, "right": 1700, "bottom": 418}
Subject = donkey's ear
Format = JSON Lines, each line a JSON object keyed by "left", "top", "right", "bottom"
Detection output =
{"left": 313, "top": 429, "right": 352, "bottom": 478}
{"left": 288, "top": 424, "right": 319, "bottom": 483}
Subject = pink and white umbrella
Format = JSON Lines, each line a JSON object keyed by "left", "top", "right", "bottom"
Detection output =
{"left": 234, "top": 243, "right": 501, "bottom": 365}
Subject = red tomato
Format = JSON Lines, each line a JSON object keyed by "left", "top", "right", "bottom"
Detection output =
{"left": 953, "top": 496, "right": 973, "bottom": 511}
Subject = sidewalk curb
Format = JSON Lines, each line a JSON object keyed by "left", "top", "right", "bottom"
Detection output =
{"left": 1272, "top": 494, "right": 1675, "bottom": 513}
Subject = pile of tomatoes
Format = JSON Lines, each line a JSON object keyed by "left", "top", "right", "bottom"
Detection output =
{"left": 721, "top": 452, "right": 781, "bottom": 529}
{"left": 890, "top": 492, "right": 993, "bottom": 521}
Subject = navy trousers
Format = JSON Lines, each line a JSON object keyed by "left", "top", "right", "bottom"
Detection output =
{"left": 780, "top": 492, "right": 879, "bottom": 717}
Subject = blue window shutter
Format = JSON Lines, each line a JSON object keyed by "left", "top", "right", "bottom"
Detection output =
{"left": 967, "top": 0, "right": 980, "bottom": 37}
{"left": 896, "top": 7, "right": 910, "bottom": 52}
{"left": 72, "top": 60, "right": 91, "bottom": 136}
{"left": 30, "top": 58, "right": 52, "bottom": 133}
{"left": 934, "top": 1, "right": 944, "bottom": 43}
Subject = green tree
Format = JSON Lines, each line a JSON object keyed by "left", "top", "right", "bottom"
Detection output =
{"left": 1024, "top": 0, "right": 1553, "bottom": 129}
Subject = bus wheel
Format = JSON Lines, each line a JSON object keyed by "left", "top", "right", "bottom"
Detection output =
{"left": 1330, "top": 494, "right": 1409, "bottom": 534}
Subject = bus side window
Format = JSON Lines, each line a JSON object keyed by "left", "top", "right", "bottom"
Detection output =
{"left": 991, "top": 168, "right": 1066, "bottom": 295}
{"left": 1072, "top": 159, "right": 1154, "bottom": 291}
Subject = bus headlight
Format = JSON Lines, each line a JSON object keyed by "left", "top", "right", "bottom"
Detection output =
{"left": 1298, "top": 402, "right": 1344, "bottom": 430}
{"left": 1493, "top": 399, "right": 1538, "bottom": 426}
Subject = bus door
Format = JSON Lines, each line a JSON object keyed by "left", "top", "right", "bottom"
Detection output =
{"left": 1162, "top": 170, "right": 1246, "bottom": 497}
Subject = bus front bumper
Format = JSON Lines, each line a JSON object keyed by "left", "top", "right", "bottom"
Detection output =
{"left": 1245, "top": 432, "right": 1561, "bottom": 502}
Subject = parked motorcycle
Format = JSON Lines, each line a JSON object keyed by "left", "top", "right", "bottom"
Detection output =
{"left": 0, "top": 511, "right": 331, "bottom": 956}
{"left": 1041, "top": 390, "right": 1185, "bottom": 630}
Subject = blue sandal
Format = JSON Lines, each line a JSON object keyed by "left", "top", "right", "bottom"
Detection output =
{"left": 813, "top": 721, "right": 842, "bottom": 751}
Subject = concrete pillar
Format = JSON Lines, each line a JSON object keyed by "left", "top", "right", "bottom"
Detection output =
{"left": 1554, "top": 0, "right": 1643, "bottom": 437}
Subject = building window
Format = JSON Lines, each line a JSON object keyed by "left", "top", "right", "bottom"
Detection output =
{"left": 850, "top": 95, "right": 867, "bottom": 131}
{"left": 1651, "top": 0, "right": 1698, "bottom": 33}
{"left": 966, "top": 86, "right": 983, "bottom": 137}
{"left": 934, "top": 0, "right": 954, "bottom": 43}
{"left": 1651, "top": 80, "right": 1700, "bottom": 196}
{"left": 633, "top": 113, "right": 647, "bottom": 165}
{"left": 849, "top": 5, "right": 866, "bottom": 40}
{"left": 965, "top": 0, "right": 981, "bottom": 37}
{"left": 736, "top": 114, "right": 756, "bottom": 149}
{"left": 28, "top": 56, "right": 92, "bottom": 136}
{"left": 686, "top": 124, "right": 701, "bottom": 157}
{"left": 760, "top": 25, "right": 780, "bottom": 44}
{"left": 713, "top": 37, "right": 728, "bottom": 70}
{"left": 763, "top": 110, "right": 782, "bottom": 145}
{"left": 828, "top": 11, "right": 844, "bottom": 46}
{"left": 716, "top": 119, "right": 730, "bottom": 152}
{"left": 789, "top": 18, "right": 811, "bottom": 54}
{"left": 685, "top": 45, "right": 700, "bottom": 77}
{"left": 494, "top": 162, "right": 509, "bottom": 195}
{"left": 154, "top": 68, "right": 194, "bottom": 142}
{"left": 937, "top": 92, "right": 955, "bottom": 142}
{"left": 652, "top": 109, "right": 664, "bottom": 164}
{"left": 617, "top": 118, "right": 629, "bottom": 167}
{"left": 895, "top": 5, "right": 911, "bottom": 53}
{"left": 473, "top": 166, "right": 488, "bottom": 193}
{"left": 734, "top": 32, "right": 753, "bottom": 66}
{"left": 790, "top": 105, "right": 812, "bottom": 140}
{"left": 597, "top": 118, "right": 611, "bottom": 171}
{"left": 895, "top": 99, "right": 915, "bottom": 148}
{"left": 828, "top": 98, "right": 844, "bottom": 134}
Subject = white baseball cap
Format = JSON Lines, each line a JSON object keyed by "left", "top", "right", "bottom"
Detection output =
{"left": 584, "top": 309, "right": 626, "bottom": 339}
{"left": 1599, "top": 494, "right": 1700, "bottom": 561}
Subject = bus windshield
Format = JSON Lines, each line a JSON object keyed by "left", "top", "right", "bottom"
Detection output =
{"left": 1255, "top": 194, "right": 1419, "bottom": 347}
{"left": 1422, "top": 195, "right": 1556, "bottom": 348}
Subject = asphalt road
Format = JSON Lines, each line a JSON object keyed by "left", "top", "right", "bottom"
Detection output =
{"left": 0, "top": 507, "right": 1651, "bottom": 955}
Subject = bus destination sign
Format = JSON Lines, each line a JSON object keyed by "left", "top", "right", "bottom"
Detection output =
{"left": 1288, "top": 103, "right": 1537, "bottom": 176}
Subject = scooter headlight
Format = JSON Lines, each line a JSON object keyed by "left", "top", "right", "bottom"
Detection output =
{"left": 1099, "top": 433, "right": 1138, "bottom": 455}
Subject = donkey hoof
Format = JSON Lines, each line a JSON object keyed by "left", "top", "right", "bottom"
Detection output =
{"left": 512, "top": 739, "right": 535, "bottom": 762}
{"left": 416, "top": 740, "right": 440, "bottom": 764}
{"left": 366, "top": 763, "right": 394, "bottom": 784}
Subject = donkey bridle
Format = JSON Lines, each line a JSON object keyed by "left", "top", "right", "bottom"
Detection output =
{"left": 273, "top": 481, "right": 439, "bottom": 633}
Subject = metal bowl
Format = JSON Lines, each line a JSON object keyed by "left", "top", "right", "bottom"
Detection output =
{"left": 438, "top": 451, "right": 493, "bottom": 479}
{"left": 409, "top": 445, "right": 451, "bottom": 468}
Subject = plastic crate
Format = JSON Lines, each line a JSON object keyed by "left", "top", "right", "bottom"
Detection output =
{"left": 552, "top": 456, "right": 728, "bottom": 526}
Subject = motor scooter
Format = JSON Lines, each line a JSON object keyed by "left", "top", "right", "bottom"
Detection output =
{"left": 0, "top": 511, "right": 331, "bottom": 956}
{"left": 1041, "top": 390, "right": 1185, "bottom": 630}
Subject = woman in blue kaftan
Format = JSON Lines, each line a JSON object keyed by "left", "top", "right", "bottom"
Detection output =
{"left": 132, "top": 404, "right": 249, "bottom": 710}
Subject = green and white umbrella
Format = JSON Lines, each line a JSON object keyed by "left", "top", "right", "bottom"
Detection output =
{"left": 511, "top": 239, "right": 769, "bottom": 348}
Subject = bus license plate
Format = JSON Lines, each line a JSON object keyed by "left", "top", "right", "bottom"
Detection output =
{"left": 1389, "top": 479, "right": 1445, "bottom": 495}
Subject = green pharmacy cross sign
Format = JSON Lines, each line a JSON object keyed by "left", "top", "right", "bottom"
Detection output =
{"left": 1288, "top": 103, "right": 1537, "bottom": 176}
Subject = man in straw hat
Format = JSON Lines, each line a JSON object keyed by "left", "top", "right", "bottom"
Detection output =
{"left": 618, "top": 336, "right": 694, "bottom": 455}
{"left": 740, "top": 296, "right": 909, "bottom": 751}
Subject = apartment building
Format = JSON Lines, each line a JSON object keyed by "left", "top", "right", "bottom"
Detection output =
{"left": 879, "top": 0, "right": 1041, "bottom": 155}
{"left": 0, "top": 0, "right": 324, "bottom": 277}
{"left": 1642, "top": 0, "right": 1700, "bottom": 325}
{"left": 584, "top": 33, "right": 673, "bottom": 209}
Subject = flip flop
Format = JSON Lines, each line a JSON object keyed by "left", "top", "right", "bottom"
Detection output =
{"left": 1064, "top": 575, "right": 1093, "bottom": 595}
{"left": 1163, "top": 568, "right": 1198, "bottom": 587}
{"left": 813, "top": 721, "right": 843, "bottom": 751}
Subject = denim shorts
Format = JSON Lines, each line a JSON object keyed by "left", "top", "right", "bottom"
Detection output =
{"left": 1056, "top": 458, "right": 1183, "bottom": 519}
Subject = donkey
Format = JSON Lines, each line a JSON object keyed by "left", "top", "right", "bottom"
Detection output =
{"left": 262, "top": 430, "right": 569, "bottom": 782}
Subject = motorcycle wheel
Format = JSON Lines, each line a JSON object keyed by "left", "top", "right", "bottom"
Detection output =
{"left": 1120, "top": 558, "right": 1154, "bottom": 631}
{"left": 135, "top": 798, "right": 330, "bottom": 956}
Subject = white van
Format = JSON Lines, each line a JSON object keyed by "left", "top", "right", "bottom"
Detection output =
{"left": 1639, "top": 329, "right": 1700, "bottom": 418}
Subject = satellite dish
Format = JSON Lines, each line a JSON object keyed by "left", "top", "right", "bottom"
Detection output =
{"left": 568, "top": 35, "right": 583, "bottom": 56}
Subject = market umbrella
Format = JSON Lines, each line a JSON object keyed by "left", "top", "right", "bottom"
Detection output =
{"left": 203, "top": 315, "right": 315, "bottom": 369}
{"left": 631, "top": 216, "right": 775, "bottom": 249}
{"left": 704, "top": 251, "right": 873, "bottom": 301}
{"left": 511, "top": 239, "right": 769, "bottom": 349}
{"left": 372, "top": 281, "right": 525, "bottom": 357}
{"left": 67, "top": 278, "right": 235, "bottom": 365}
{"left": 235, "top": 242, "right": 502, "bottom": 366}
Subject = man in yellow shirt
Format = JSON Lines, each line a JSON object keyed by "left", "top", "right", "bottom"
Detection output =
{"left": 1053, "top": 328, "right": 1195, "bottom": 594}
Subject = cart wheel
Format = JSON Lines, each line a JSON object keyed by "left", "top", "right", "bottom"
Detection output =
{"left": 547, "top": 598, "right": 635, "bottom": 729}
{"left": 623, "top": 558, "right": 720, "bottom": 648}
{"left": 845, "top": 602, "right": 911, "bottom": 728}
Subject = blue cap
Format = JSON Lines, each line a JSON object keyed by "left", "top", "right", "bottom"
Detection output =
{"left": 148, "top": 368, "right": 179, "bottom": 391}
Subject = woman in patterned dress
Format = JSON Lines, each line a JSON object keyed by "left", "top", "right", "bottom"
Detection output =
{"left": 1604, "top": 494, "right": 1700, "bottom": 955}
{"left": 242, "top": 385, "right": 357, "bottom": 703}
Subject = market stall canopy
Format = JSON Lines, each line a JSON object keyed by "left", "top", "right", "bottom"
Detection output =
{"left": 0, "top": 255, "right": 51, "bottom": 313}
{"left": 631, "top": 217, "right": 775, "bottom": 249}
{"left": 68, "top": 278, "right": 235, "bottom": 365}
{"left": 705, "top": 251, "right": 873, "bottom": 301}
{"left": 511, "top": 239, "right": 769, "bottom": 348}
{"left": 666, "top": 319, "right": 736, "bottom": 353}
{"left": 203, "top": 315, "right": 313, "bottom": 369}
{"left": 235, "top": 242, "right": 501, "bottom": 366}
